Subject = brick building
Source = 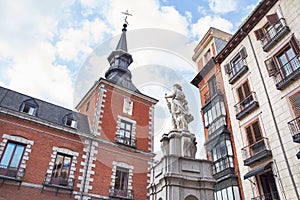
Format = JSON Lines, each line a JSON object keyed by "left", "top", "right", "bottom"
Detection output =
{"left": 0, "top": 23, "right": 157, "bottom": 200}
{"left": 191, "top": 27, "right": 244, "bottom": 200}
{"left": 214, "top": 0, "right": 300, "bottom": 199}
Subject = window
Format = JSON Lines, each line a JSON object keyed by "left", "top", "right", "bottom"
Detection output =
{"left": 288, "top": 91, "right": 300, "bottom": 141}
{"left": 65, "top": 118, "right": 77, "bottom": 128}
{"left": 110, "top": 162, "right": 134, "bottom": 199}
{"left": 265, "top": 35, "right": 300, "bottom": 88}
{"left": 212, "top": 140, "right": 234, "bottom": 174}
{"left": 245, "top": 120, "right": 266, "bottom": 156}
{"left": 118, "top": 120, "right": 133, "bottom": 145}
{"left": 254, "top": 11, "right": 289, "bottom": 51}
{"left": 203, "top": 100, "right": 226, "bottom": 128}
{"left": 224, "top": 47, "right": 248, "bottom": 83}
{"left": 0, "top": 142, "right": 25, "bottom": 177}
{"left": 208, "top": 75, "right": 217, "bottom": 98}
{"left": 114, "top": 168, "right": 129, "bottom": 196}
{"left": 51, "top": 153, "right": 72, "bottom": 186}
{"left": 215, "top": 186, "right": 241, "bottom": 200}
{"left": 20, "top": 99, "right": 38, "bottom": 116}
{"left": 116, "top": 116, "right": 136, "bottom": 147}
{"left": 236, "top": 80, "right": 254, "bottom": 109}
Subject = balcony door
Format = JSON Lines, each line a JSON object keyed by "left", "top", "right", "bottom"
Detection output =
{"left": 277, "top": 47, "right": 299, "bottom": 77}
{"left": 259, "top": 171, "right": 279, "bottom": 199}
{"left": 246, "top": 121, "right": 264, "bottom": 156}
{"left": 237, "top": 80, "right": 253, "bottom": 109}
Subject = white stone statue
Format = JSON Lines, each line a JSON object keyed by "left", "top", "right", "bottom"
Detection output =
{"left": 165, "top": 84, "right": 194, "bottom": 131}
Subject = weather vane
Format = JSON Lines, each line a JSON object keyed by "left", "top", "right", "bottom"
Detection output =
{"left": 121, "top": 10, "right": 132, "bottom": 25}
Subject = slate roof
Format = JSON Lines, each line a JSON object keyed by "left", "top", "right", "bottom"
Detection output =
{"left": 0, "top": 86, "right": 91, "bottom": 134}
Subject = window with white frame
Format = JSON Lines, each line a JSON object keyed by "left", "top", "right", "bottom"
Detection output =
{"left": 116, "top": 116, "right": 136, "bottom": 147}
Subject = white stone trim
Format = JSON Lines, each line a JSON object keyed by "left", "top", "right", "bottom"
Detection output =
{"left": 0, "top": 134, "right": 34, "bottom": 179}
{"left": 148, "top": 105, "right": 155, "bottom": 152}
{"left": 93, "top": 84, "right": 107, "bottom": 135}
{"left": 110, "top": 161, "right": 134, "bottom": 197}
{"left": 44, "top": 146, "right": 78, "bottom": 187}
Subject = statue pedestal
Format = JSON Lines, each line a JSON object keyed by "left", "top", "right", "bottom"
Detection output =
{"left": 160, "top": 131, "right": 197, "bottom": 158}
{"left": 148, "top": 130, "right": 215, "bottom": 200}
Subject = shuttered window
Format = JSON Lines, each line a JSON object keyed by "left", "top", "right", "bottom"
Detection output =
{"left": 289, "top": 92, "right": 300, "bottom": 117}
{"left": 266, "top": 13, "right": 279, "bottom": 25}
{"left": 237, "top": 81, "right": 251, "bottom": 102}
{"left": 245, "top": 120, "right": 262, "bottom": 145}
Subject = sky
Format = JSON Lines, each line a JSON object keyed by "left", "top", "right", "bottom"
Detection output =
{"left": 0, "top": 0, "right": 260, "bottom": 158}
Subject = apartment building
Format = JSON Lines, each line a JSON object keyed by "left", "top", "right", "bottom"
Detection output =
{"left": 191, "top": 27, "right": 244, "bottom": 200}
{"left": 215, "top": 0, "right": 300, "bottom": 199}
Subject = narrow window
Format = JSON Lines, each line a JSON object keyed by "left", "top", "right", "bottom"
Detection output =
{"left": 245, "top": 120, "right": 265, "bottom": 156}
{"left": 51, "top": 153, "right": 72, "bottom": 186}
{"left": 114, "top": 167, "right": 129, "bottom": 197}
{"left": 236, "top": 80, "right": 253, "bottom": 109}
{"left": 118, "top": 120, "right": 133, "bottom": 146}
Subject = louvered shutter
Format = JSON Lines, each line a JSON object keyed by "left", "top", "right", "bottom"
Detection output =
{"left": 224, "top": 63, "right": 231, "bottom": 74}
{"left": 240, "top": 47, "right": 248, "bottom": 59}
{"left": 290, "top": 36, "right": 300, "bottom": 55}
{"left": 246, "top": 126, "right": 254, "bottom": 145}
{"left": 252, "top": 121, "right": 262, "bottom": 141}
{"left": 266, "top": 13, "right": 279, "bottom": 25}
{"left": 243, "top": 81, "right": 251, "bottom": 97}
{"left": 237, "top": 87, "right": 244, "bottom": 102}
{"left": 254, "top": 28, "right": 264, "bottom": 40}
{"left": 264, "top": 57, "right": 277, "bottom": 77}
{"left": 290, "top": 92, "right": 300, "bottom": 117}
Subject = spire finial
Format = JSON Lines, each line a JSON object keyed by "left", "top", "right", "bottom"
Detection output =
{"left": 121, "top": 10, "right": 132, "bottom": 26}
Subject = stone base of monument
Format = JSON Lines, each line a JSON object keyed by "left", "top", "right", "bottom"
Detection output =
{"left": 148, "top": 131, "right": 215, "bottom": 200}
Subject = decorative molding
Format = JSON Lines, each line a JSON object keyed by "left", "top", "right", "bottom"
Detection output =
{"left": 93, "top": 84, "right": 107, "bottom": 135}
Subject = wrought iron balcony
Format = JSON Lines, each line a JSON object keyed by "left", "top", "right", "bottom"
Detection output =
{"left": 109, "top": 187, "right": 134, "bottom": 200}
{"left": 116, "top": 134, "right": 136, "bottom": 148}
{"left": 242, "top": 137, "right": 272, "bottom": 166}
{"left": 212, "top": 155, "right": 235, "bottom": 180}
{"left": 235, "top": 92, "right": 259, "bottom": 120}
{"left": 288, "top": 116, "right": 300, "bottom": 143}
{"left": 228, "top": 60, "right": 248, "bottom": 84}
{"left": 261, "top": 18, "right": 289, "bottom": 52}
{"left": 42, "top": 174, "right": 74, "bottom": 196}
{"left": 274, "top": 55, "right": 300, "bottom": 90}
{"left": 251, "top": 191, "right": 280, "bottom": 200}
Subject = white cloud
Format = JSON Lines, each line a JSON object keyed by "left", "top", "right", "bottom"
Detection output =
{"left": 208, "top": 0, "right": 238, "bottom": 14}
{"left": 191, "top": 16, "right": 233, "bottom": 40}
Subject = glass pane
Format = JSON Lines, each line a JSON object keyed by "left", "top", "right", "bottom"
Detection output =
{"left": 216, "top": 102, "right": 221, "bottom": 117}
{"left": 211, "top": 105, "right": 216, "bottom": 122}
{"left": 53, "top": 155, "right": 64, "bottom": 177}
{"left": 121, "top": 171, "right": 128, "bottom": 190}
{"left": 125, "top": 123, "right": 131, "bottom": 131}
{"left": 226, "top": 140, "right": 233, "bottom": 156}
{"left": 222, "top": 188, "right": 228, "bottom": 200}
{"left": 115, "top": 170, "right": 121, "bottom": 189}
{"left": 217, "top": 190, "right": 222, "bottom": 200}
{"left": 0, "top": 143, "right": 16, "bottom": 168}
{"left": 120, "top": 122, "right": 125, "bottom": 129}
{"left": 10, "top": 145, "right": 25, "bottom": 168}
{"left": 212, "top": 148, "right": 217, "bottom": 161}
{"left": 227, "top": 187, "right": 234, "bottom": 200}
{"left": 233, "top": 186, "right": 241, "bottom": 200}
{"left": 119, "top": 130, "right": 125, "bottom": 137}
{"left": 125, "top": 131, "right": 131, "bottom": 138}
{"left": 61, "top": 156, "right": 71, "bottom": 178}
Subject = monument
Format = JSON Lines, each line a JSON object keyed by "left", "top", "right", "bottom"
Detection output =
{"left": 148, "top": 84, "right": 215, "bottom": 200}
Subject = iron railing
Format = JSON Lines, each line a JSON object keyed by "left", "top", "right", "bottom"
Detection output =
{"left": 288, "top": 116, "right": 300, "bottom": 143}
{"left": 251, "top": 191, "right": 280, "bottom": 200}
{"left": 242, "top": 137, "right": 271, "bottom": 162}
{"left": 228, "top": 58, "right": 247, "bottom": 80}
{"left": 274, "top": 55, "right": 300, "bottom": 88}
{"left": 234, "top": 92, "right": 258, "bottom": 115}
{"left": 109, "top": 187, "right": 134, "bottom": 199}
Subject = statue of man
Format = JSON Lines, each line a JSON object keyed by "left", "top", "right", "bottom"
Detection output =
{"left": 165, "top": 84, "right": 194, "bottom": 131}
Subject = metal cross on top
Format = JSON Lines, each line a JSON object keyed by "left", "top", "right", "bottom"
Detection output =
{"left": 121, "top": 10, "right": 132, "bottom": 25}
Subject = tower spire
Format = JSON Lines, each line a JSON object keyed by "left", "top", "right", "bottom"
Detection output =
{"left": 104, "top": 11, "right": 140, "bottom": 93}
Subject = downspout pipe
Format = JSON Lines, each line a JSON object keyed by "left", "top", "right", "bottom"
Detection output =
{"left": 246, "top": 31, "right": 299, "bottom": 200}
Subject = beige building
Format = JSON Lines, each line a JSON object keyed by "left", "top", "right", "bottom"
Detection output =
{"left": 215, "top": 0, "right": 300, "bottom": 199}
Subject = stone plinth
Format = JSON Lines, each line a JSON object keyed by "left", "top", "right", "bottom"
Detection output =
{"left": 149, "top": 131, "right": 215, "bottom": 200}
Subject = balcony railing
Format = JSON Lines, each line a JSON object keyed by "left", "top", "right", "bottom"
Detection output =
{"left": 242, "top": 137, "right": 272, "bottom": 166}
{"left": 116, "top": 134, "right": 136, "bottom": 148}
{"left": 261, "top": 18, "right": 289, "bottom": 52}
{"left": 228, "top": 60, "right": 248, "bottom": 84}
{"left": 0, "top": 165, "right": 24, "bottom": 189}
{"left": 203, "top": 82, "right": 222, "bottom": 104}
{"left": 212, "top": 155, "right": 235, "bottom": 179}
{"left": 235, "top": 92, "right": 259, "bottom": 120}
{"left": 274, "top": 55, "right": 300, "bottom": 90}
{"left": 109, "top": 187, "right": 134, "bottom": 199}
{"left": 251, "top": 191, "right": 280, "bottom": 200}
{"left": 41, "top": 173, "right": 74, "bottom": 196}
{"left": 288, "top": 116, "right": 300, "bottom": 143}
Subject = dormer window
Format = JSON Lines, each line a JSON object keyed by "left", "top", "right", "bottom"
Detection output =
{"left": 63, "top": 113, "right": 78, "bottom": 129}
{"left": 65, "top": 118, "right": 77, "bottom": 128}
{"left": 20, "top": 99, "right": 38, "bottom": 116}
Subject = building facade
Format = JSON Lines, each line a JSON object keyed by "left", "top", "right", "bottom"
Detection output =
{"left": 191, "top": 27, "right": 244, "bottom": 200}
{"left": 0, "top": 23, "right": 158, "bottom": 200}
{"left": 215, "top": 0, "right": 300, "bottom": 199}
